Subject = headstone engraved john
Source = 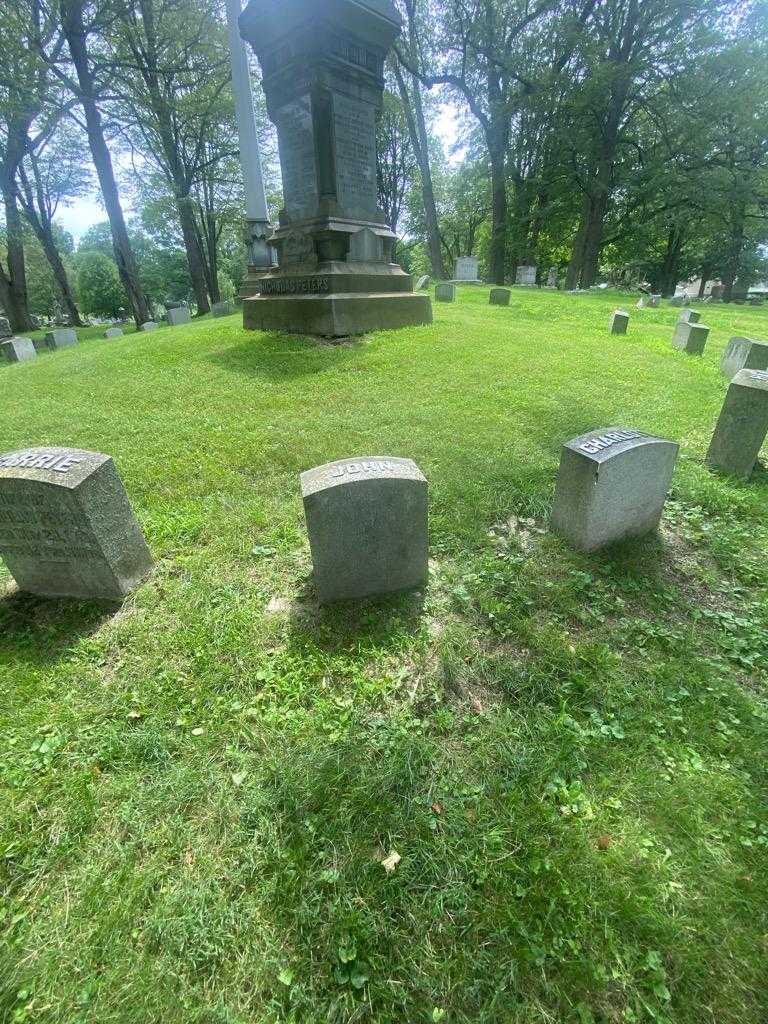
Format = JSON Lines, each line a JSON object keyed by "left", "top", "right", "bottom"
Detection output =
{"left": 435, "top": 283, "right": 456, "bottom": 303}
{"left": 515, "top": 265, "right": 537, "bottom": 287}
{"left": 454, "top": 257, "right": 480, "bottom": 283}
{"left": 673, "top": 321, "right": 710, "bottom": 355}
{"left": 0, "top": 447, "right": 153, "bottom": 599}
{"left": 706, "top": 370, "right": 768, "bottom": 479}
{"left": 1, "top": 338, "right": 36, "bottom": 363}
{"left": 551, "top": 428, "right": 679, "bottom": 552}
{"left": 166, "top": 305, "right": 192, "bottom": 327}
{"left": 679, "top": 309, "right": 700, "bottom": 324}
{"left": 490, "top": 288, "right": 511, "bottom": 307}
{"left": 104, "top": 327, "right": 124, "bottom": 339}
{"left": 610, "top": 310, "right": 629, "bottom": 335}
{"left": 239, "top": 0, "right": 431, "bottom": 337}
{"left": 721, "top": 337, "right": 768, "bottom": 380}
{"left": 44, "top": 328, "right": 77, "bottom": 350}
{"left": 301, "top": 456, "right": 428, "bottom": 603}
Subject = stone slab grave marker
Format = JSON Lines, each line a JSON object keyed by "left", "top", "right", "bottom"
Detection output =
{"left": 546, "top": 268, "right": 558, "bottom": 288}
{"left": 44, "top": 328, "right": 77, "bottom": 350}
{"left": 610, "top": 310, "right": 630, "bottom": 335}
{"left": 435, "top": 283, "right": 456, "bottom": 303}
{"left": 490, "top": 288, "right": 511, "bottom": 306}
{"left": 721, "top": 337, "right": 768, "bottom": 380}
{"left": 212, "top": 300, "right": 235, "bottom": 317}
{"left": 415, "top": 275, "right": 430, "bottom": 290}
{"left": 669, "top": 296, "right": 686, "bottom": 307}
{"left": 673, "top": 321, "right": 710, "bottom": 355}
{"left": 707, "top": 370, "right": 768, "bottom": 478}
{"left": 141, "top": 321, "right": 159, "bottom": 332}
{"left": 454, "top": 257, "right": 480, "bottom": 282}
{"left": 648, "top": 294, "right": 661, "bottom": 308}
{"left": 166, "top": 305, "right": 192, "bottom": 327}
{"left": 552, "top": 428, "right": 679, "bottom": 552}
{"left": 679, "top": 308, "right": 700, "bottom": 324}
{"left": 104, "top": 327, "right": 124, "bottom": 339}
{"left": 239, "top": 0, "right": 431, "bottom": 337}
{"left": 301, "top": 456, "right": 428, "bottom": 603}
{"left": 516, "top": 265, "right": 537, "bottom": 287}
{"left": 0, "top": 447, "right": 153, "bottom": 599}
{"left": 1, "top": 338, "right": 36, "bottom": 363}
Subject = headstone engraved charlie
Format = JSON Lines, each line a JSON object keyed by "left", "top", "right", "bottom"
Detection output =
{"left": 239, "top": 0, "right": 431, "bottom": 337}
{"left": 673, "top": 321, "right": 710, "bottom": 355}
{"left": 44, "top": 328, "right": 77, "bottom": 350}
{"left": 1, "top": 338, "right": 36, "bottom": 363}
{"left": 610, "top": 310, "right": 629, "bottom": 335}
{"left": 490, "top": 288, "right": 511, "bottom": 306}
{"left": 0, "top": 447, "right": 153, "bottom": 600}
{"left": 721, "top": 337, "right": 768, "bottom": 380}
{"left": 301, "top": 456, "right": 428, "bottom": 603}
{"left": 454, "top": 257, "right": 480, "bottom": 282}
{"left": 551, "top": 428, "right": 679, "bottom": 552}
{"left": 706, "top": 370, "right": 768, "bottom": 478}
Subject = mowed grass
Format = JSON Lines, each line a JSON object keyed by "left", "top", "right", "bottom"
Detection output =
{"left": 1, "top": 288, "right": 767, "bottom": 1024}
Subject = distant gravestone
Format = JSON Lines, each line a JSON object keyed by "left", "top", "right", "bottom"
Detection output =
{"left": 721, "top": 337, "right": 768, "bottom": 379}
{"left": 141, "top": 321, "right": 159, "bottom": 332}
{"left": 489, "top": 288, "right": 511, "bottom": 306}
{"left": 610, "top": 310, "right": 630, "bottom": 335}
{"left": 211, "top": 300, "right": 235, "bottom": 318}
{"left": 649, "top": 294, "right": 661, "bottom": 308}
{"left": 0, "top": 447, "right": 153, "bottom": 599}
{"left": 415, "top": 276, "right": 430, "bottom": 291}
{"left": 300, "top": 456, "right": 428, "bottom": 603}
{"left": 673, "top": 322, "right": 710, "bottom": 355}
{"left": 454, "top": 257, "right": 479, "bottom": 282}
{"left": 0, "top": 316, "right": 11, "bottom": 340}
{"left": 679, "top": 309, "right": 700, "bottom": 324}
{"left": 710, "top": 284, "right": 725, "bottom": 300}
{"left": 551, "top": 428, "right": 679, "bottom": 552}
{"left": 44, "top": 328, "right": 77, "bottom": 350}
{"left": 435, "top": 283, "right": 456, "bottom": 303}
{"left": 669, "top": 296, "right": 686, "bottom": 307}
{"left": 516, "top": 265, "right": 537, "bottom": 287}
{"left": 749, "top": 296, "right": 764, "bottom": 307}
{"left": 1, "top": 338, "right": 36, "bottom": 363}
{"left": 167, "top": 305, "right": 191, "bottom": 327}
{"left": 707, "top": 370, "right": 768, "bottom": 478}
{"left": 636, "top": 297, "right": 646, "bottom": 309}
{"left": 546, "top": 268, "right": 558, "bottom": 288}
{"left": 104, "top": 327, "right": 124, "bottom": 339}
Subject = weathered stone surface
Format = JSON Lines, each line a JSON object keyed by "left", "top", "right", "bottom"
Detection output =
{"left": 0, "top": 447, "right": 153, "bottom": 600}
{"left": 710, "top": 284, "right": 725, "bottom": 300}
{"left": 454, "top": 257, "right": 479, "bottom": 282}
{"left": 166, "top": 305, "right": 192, "bottom": 326}
{"left": 211, "top": 300, "right": 235, "bottom": 317}
{"left": 516, "top": 265, "right": 537, "bottom": 287}
{"left": 301, "top": 456, "right": 428, "bottom": 603}
{"left": 415, "top": 275, "right": 430, "bottom": 290}
{"left": 669, "top": 296, "right": 686, "bottom": 307}
{"left": 551, "top": 428, "right": 679, "bottom": 552}
{"left": 706, "top": 370, "right": 768, "bottom": 478}
{"left": 141, "top": 321, "right": 159, "bottom": 332}
{"left": 673, "top": 321, "right": 710, "bottom": 355}
{"left": 489, "top": 288, "right": 511, "bottom": 306}
{"left": 679, "top": 308, "right": 700, "bottom": 324}
{"left": 649, "top": 294, "right": 661, "bottom": 308}
{"left": 435, "top": 283, "right": 456, "bottom": 303}
{"left": 104, "top": 328, "right": 124, "bottom": 339}
{"left": 245, "top": 292, "right": 432, "bottom": 336}
{"left": 610, "top": 310, "right": 630, "bottom": 335}
{"left": 721, "top": 337, "right": 768, "bottom": 380}
{"left": 546, "top": 268, "right": 558, "bottom": 288}
{"left": 0, "top": 316, "right": 11, "bottom": 340}
{"left": 1, "top": 337, "right": 36, "bottom": 363}
{"left": 44, "top": 328, "right": 77, "bottom": 350}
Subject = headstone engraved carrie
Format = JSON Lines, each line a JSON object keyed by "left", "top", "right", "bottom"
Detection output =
{"left": 515, "top": 265, "right": 537, "bottom": 287}
{"left": 0, "top": 447, "right": 153, "bottom": 599}
{"left": 551, "top": 428, "right": 679, "bottom": 552}
{"left": 721, "top": 337, "right": 768, "bottom": 380}
{"left": 238, "top": 0, "right": 431, "bottom": 337}
{"left": 610, "top": 310, "right": 629, "bottom": 335}
{"left": 679, "top": 309, "right": 700, "bottom": 324}
{"left": 673, "top": 321, "right": 710, "bottom": 355}
{"left": 166, "top": 305, "right": 192, "bottom": 327}
{"left": 1, "top": 338, "right": 36, "bottom": 363}
{"left": 490, "top": 288, "right": 511, "bottom": 307}
{"left": 435, "top": 283, "right": 456, "bottom": 303}
{"left": 44, "top": 328, "right": 77, "bottom": 350}
{"left": 454, "top": 257, "right": 479, "bottom": 282}
{"left": 104, "top": 327, "right": 124, "bottom": 339}
{"left": 301, "top": 456, "right": 428, "bottom": 603}
{"left": 706, "top": 370, "right": 768, "bottom": 479}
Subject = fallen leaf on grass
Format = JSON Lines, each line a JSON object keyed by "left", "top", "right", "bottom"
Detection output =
{"left": 231, "top": 772, "right": 246, "bottom": 787}
{"left": 381, "top": 850, "right": 401, "bottom": 874}
{"left": 431, "top": 802, "right": 444, "bottom": 815}
{"left": 597, "top": 835, "right": 612, "bottom": 851}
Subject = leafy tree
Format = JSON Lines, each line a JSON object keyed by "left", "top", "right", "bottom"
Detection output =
{"left": 75, "top": 249, "right": 126, "bottom": 316}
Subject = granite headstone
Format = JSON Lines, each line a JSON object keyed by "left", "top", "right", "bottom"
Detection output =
{"left": 435, "top": 283, "right": 456, "bottom": 303}
{"left": 490, "top": 288, "right": 511, "bottom": 306}
{"left": 610, "top": 310, "right": 630, "bottom": 335}
{"left": 454, "top": 257, "right": 480, "bottom": 282}
{"left": 516, "top": 265, "right": 537, "bottom": 287}
{"left": 706, "top": 370, "right": 768, "bottom": 478}
{"left": 141, "top": 321, "right": 159, "bottom": 332}
{"left": 679, "top": 309, "right": 700, "bottom": 324}
{"left": 166, "top": 305, "right": 192, "bottom": 327}
{"left": 673, "top": 322, "right": 710, "bottom": 355}
{"left": 1, "top": 338, "right": 36, "bottom": 363}
{"left": 721, "top": 337, "right": 768, "bottom": 380}
{"left": 211, "top": 300, "right": 235, "bottom": 317}
{"left": 415, "top": 275, "right": 430, "bottom": 291}
{"left": 44, "top": 329, "right": 77, "bottom": 350}
{"left": 104, "top": 327, "right": 124, "bottom": 339}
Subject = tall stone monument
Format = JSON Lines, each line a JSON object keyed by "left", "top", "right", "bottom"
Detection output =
{"left": 239, "top": 0, "right": 432, "bottom": 337}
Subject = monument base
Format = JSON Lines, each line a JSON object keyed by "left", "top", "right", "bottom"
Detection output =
{"left": 244, "top": 292, "right": 432, "bottom": 338}
{"left": 238, "top": 264, "right": 276, "bottom": 301}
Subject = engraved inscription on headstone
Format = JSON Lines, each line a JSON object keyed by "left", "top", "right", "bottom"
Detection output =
{"left": 275, "top": 96, "right": 319, "bottom": 221}
{"left": 301, "top": 456, "right": 428, "bottom": 603}
{"left": 0, "top": 447, "right": 153, "bottom": 600}
{"left": 333, "top": 92, "right": 378, "bottom": 218}
{"left": 490, "top": 288, "right": 511, "bottom": 306}
{"left": 673, "top": 321, "right": 710, "bottom": 355}
{"left": 721, "top": 337, "right": 768, "bottom": 380}
{"left": 515, "top": 265, "right": 537, "bottom": 287}
{"left": 551, "top": 428, "right": 679, "bottom": 552}
{"left": 610, "top": 310, "right": 630, "bottom": 335}
{"left": 454, "top": 257, "right": 479, "bottom": 282}
{"left": 706, "top": 370, "right": 768, "bottom": 479}
{"left": 1, "top": 338, "right": 36, "bottom": 363}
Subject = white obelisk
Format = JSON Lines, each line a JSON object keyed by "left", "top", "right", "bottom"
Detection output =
{"left": 226, "top": 0, "right": 275, "bottom": 296}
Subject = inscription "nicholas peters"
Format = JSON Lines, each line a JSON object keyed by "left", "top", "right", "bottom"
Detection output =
{"left": 579, "top": 430, "right": 642, "bottom": 455}
{"left": 261, "top": 277, "right": 330, "bottom": 296}
{"left": 0, "top": 450, "right": 87, "bottom": 473}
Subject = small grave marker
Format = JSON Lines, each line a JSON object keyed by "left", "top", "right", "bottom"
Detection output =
{"left": 141, "top": 321, "right": 159, "bottom": 332}
{"left": 435, "top": 283, "right": 456, "bottom": 303}
{"left": 706, "top": 370, "right": 768, "bottom": 478}
{"left": 167, "top": 305, "right": 192, "bottom": 327}
{"left": 454, "top": 257, "right": 479, "bottom": 282}
{"left": 211, "top": 301, "right": 235, "bottom": 318}
{"left": 551, "top": 428, "right": 679, "bottom": 552}
{"left": 0, "top": 447, "right": 153, "bottom": 599}
{"left": 104, "top": 327, "right": 124, "bottom": 339}
{"left": 415, "top": 275, "right": 430, "bottom": 291}
{"left": 679, "top": 309, "right": 700, "bottom": 324}
{"left": 649, "top": 294, "right": 661, "bottom": 308}
{"left": 1, "top": 338, "right": 36, "bottom": 363}
{"left": 721, "top": 337, "right": 768, "bottom": 380}
{"left": 673, "top": 321, "right": 710, "bottom": 355}
{"left": 610, "top": 310, "right": 630, "bottom": 335}
{"left": 44, "top": 328, "right": 77, "bottom": 350}
{"left": 669, "top": 296, "right": 685, "bottom": 307}
{"left": 301, "top": 456, "right": 428, "bottom": 603}
{"left": 490, "top": 288, "right": 511, "bottom": 306}
{"left": 515, "top": 265, "right": 537, "bottom": 287}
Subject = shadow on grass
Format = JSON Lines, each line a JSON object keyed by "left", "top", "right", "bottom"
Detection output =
{"left": 0, "top": 586, "right": 120, "bottom": 665}
{"left": 206, "top": 332, "right": 363, "bottom": 381}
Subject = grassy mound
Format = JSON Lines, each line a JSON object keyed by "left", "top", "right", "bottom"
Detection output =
{"left": 1, "top": 289, "right": 767, "bottom": 1024}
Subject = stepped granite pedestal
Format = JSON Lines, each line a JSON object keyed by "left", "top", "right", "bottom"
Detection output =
{"left": 239, "top": 0, "right": 431, "bottom": 337}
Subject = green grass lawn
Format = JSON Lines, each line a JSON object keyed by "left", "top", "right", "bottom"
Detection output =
{"left": 1, "top": 288, "right": 767, "bottom": 1024}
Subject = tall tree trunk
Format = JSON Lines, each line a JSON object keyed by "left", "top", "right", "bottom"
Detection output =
{"left": 658, "top": 225, "right": 684, "bottom": 297}
{"left": 176, "top": 196, "right": 210, "bottom": 313}
{"left": 0, "top": 185, "right": 34, "bottom": 333}
{"left": 566, "top": 198, "right": 589, "bottom": 289}
{"left": 488, "top": 141, "right": 507, "bottom": 285}
{"left": 698, "top": 267, "right": 710, "bottom": 299}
